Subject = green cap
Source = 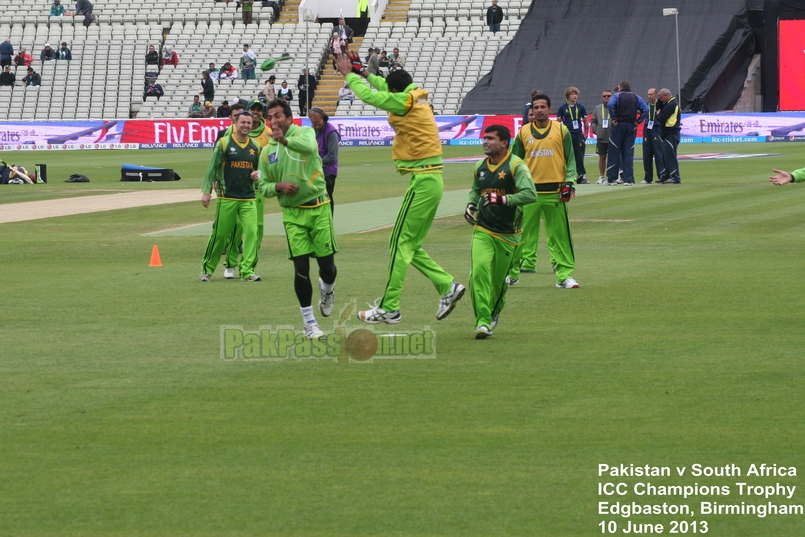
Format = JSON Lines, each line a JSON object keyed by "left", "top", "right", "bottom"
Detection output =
{"left": 247, "top": 99, "right": 266, "bottom": 112}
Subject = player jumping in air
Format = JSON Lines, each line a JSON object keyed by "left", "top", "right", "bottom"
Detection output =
{"left": 199, "top": 110, "right": 262, "bottom": 281}
{"left": 466, "top": 125, "right": 536, "bottom": 339}
{"left": 258, "top": 98, "right": 337, "bottom": 340}
{"left": 336, "top": 52, "right": 465, "bottom": 324}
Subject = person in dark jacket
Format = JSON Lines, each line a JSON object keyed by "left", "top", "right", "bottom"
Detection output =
{"left": 57, "top": 42, "right": 72, "bottom": 61}
{"left": 655, "top": 88, "right": 681, "bottom": 184}
{"left": 40, "top": 43, "right": 57, "bottom": 62}
{"left": 0, "top": 65, "right": 15, "bottom": 86}
{"left": 0, "top": 39, "right": 13, "bottom": 68}
{"left": 486, "top": 0, "right": 504, "bottom": 33}
{"left": 200, "top": 70, "right": 214, "bottom": 103}
{"left": 23, "top": 67, "right": 41, "bottom": 87}
{"left": 297, "top": 68, "right": 317, "bottom": 116}
{"left": 216, "top": 100, "right": 230, "bottom": 118}
{"left": 309, "top": 107, "right": 340, "bottom": 213}
{"left": 145, "top": 45, "right": 159, "bottom": 65}
{"left": 604, "top": 79, "right": 648, "bottom": 186}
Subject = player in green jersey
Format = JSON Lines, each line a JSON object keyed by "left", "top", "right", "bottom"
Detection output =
{"left": 199, "top": 111, "right": 261, "bottom": 281}
{"left": 336, "top": 52, "right": 465, "bottom": 324}
{"left": 221, "top": 100, "right": 272, "bottom": 279}
{"left": 258, "top": 99, "right": 337, "bottom": 340}
{"left": 509, "top": 93, "right": 580, "bottom": 289}
{"left": 466, "top": 125, "right": 536, "bottom": 339}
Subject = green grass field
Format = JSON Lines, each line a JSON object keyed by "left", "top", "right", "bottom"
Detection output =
{"left": 1, "top": 143, "right": 804, "bottom": 536}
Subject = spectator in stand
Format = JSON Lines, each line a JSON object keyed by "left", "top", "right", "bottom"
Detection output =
{"left": 217, "top": 100, "right": 230, "bottom": 118}
{"left": 23, "top": 66, "right": 41, "bottom": 87}
{"left": 0, "top": 39, "right": 12, "bottom": 68}
{"left": 145, "top": 45, "right": 159, "bottom": 65}
{"left": 339, "top": 81, "right": 354, "bottom": 102}
{"left": 486, "top": 0, "right": 504, "bottom": 34}
{"left": 57, "top": 42, "right": 71, "bottom": 61}
{"left": 188, "top": 95, "right": 203, "bottom": 118}
{"left": 14, "top": 47, "right": 33, "bottom": 68}
{"left": 143, "top": 78, "right": 163, "bottom": 100}
{"left": 76, "top": 0, "right": 95, "bottom": 26}
{"left": 367, "top": 47, "right": 380, "bottom": 76}
{"left": 202, "top": 100, "right": 216, "bottom": 118}
{"left": 379, "top": 50, "right": 389, "bottom": 71}
{"left": 261, "top": 74, "right": 276, "bottom": 102}
{"left": 163, "top": 45, "right": 178, "bottom": 67}
{"left": 241, "top": 0, "right": 253, "bottom": 25}
{"left": 297, "top": 68, "right": 316, "bottom": 116}
{"left": 50, "top": 0, "right": 65, "bottom": 16}
{"left": 330, "top": 31, "right": 345, "bottom": 73}
{"left": 200, "top": 70, "right": 215, "bottom": 103}
{"left": 207, "top": 62, "right": 219, "bottom": 80}
{"left": 277, "top": 80, "right": 292, "bottom": 102}
{"left": 40, "top": 44, "right": 57, "bottom": 62}
{"left": 357, "top": 0, "right": 370, "bottom": 36}
{"left": 219, "top": 62, "right": 238, "bottom": 80}
{"left": 335, "top": 17, "right": 354, "bottom": 44}
{"left": 388, "top": 47, "right": 404, "bottom": 67}
{"left": 240, "top": 44, "right": 257, "bottom": 80}
{"left": 0, "top": 65, "right": 15, "bottom": 86}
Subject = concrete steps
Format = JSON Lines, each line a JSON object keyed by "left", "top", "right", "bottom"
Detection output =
{"left": 382, "top": 0, "right": 412, "bottom": 23}
{"left": 311, "top": 37, "right": 363, "bottom": 116}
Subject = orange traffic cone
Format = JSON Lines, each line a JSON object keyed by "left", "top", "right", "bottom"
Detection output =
{"left": 149, "top": 245, "right": 162, "bottom": 267}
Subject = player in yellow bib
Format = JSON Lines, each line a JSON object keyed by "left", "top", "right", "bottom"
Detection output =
{"left": 336, "top": 52, "right": 465, "bottom": 323}
{"left": 509, "top": 93, "right": 580, "bottom": 288}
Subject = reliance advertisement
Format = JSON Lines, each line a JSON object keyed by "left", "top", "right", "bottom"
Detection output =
{"left": 2, "top": 113, "right": 805, "bottom": 151}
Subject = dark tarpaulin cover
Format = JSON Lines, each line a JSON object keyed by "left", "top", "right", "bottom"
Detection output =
{"left": 460, "top": 0, "right": 754, "bottom": 114}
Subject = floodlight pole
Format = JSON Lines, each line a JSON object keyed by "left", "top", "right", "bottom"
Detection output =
{"left": 674, "top": 11, "right": 681, "bottom": 100}
{"left": 663, "top": 8, "right": 682, "bottom": 100}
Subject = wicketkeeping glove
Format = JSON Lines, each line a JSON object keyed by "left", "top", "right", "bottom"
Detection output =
{"left": 350, "top": 53, "right": 365, "bottom": 74}
{"left": 560, "top": 181, "right": 575, "bottom": 202}
{"left": 464, "top": 203, "right": 479, "bottom": 225}
{"left": 482, "top": 191, "right": 507, "bottom": 206}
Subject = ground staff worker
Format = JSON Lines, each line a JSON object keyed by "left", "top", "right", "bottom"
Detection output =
{"left": 641, "top": 88, "right": 665, "bottom": 184}
{"left": 199, "top": 111, "right": 261, "bottom": 282}
{"left": 465, "top": 125, "right": 536, "bottom": 339}
{"left": 336, "top": 52, "right": 465, "bottom": 324}
{"left": 309, "top": 106, "right": 340, "bottom": 214}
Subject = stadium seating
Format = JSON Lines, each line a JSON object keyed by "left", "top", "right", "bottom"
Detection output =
{"left": 0, "top": 0, "right": 524, "bottom": 119}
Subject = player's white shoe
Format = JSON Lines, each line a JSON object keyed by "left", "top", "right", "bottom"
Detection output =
{"left": 505, "top": 277, "right": 519, "bottom": 286}
{"left": 224, "top": 268, "right": 236, "bottom": 279}
{"left": 319, "top": 278, "right": 335, "bottom": 317}
{"left": 359, "top": 300, "right": 402, "bottom": 324}
{"left": 490, "top": 315, "right": 499, "bottom": 330}
{"left": 199, "top": 273, "right": 211, "bottom": 282}
{"left": 596, "top": 176, "right": 607, "bottom": 184}
{"left": 475, "top": 325, "right": 493, "bottom": 339}
{"left": 304, "top": 321, "right": 326, "bottom": 340}
{"left": 243, "top": 274, "right": 261, "bottom": 281}
{"left": 556, "top": 278, "right": 579, "bottom": 289}
{"left": 436, "top": 281, "right": 465, "bottom": 320}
